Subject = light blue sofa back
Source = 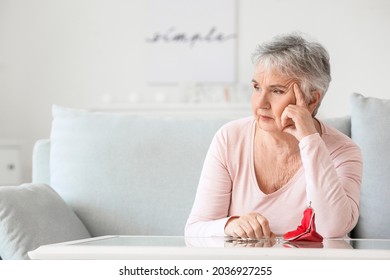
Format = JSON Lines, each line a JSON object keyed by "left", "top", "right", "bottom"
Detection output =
{"left": 35, "top": 107, "right": 233, "bottom": 237}
{"left": 32, "top": 116, "right": 352, "bottom": 187}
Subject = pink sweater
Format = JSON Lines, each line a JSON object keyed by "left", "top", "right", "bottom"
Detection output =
{"left": 185, "top": 117, "right": 362, "bottom": 238}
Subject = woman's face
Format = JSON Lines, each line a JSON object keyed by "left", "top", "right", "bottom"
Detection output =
{"left": 251, "top": 64, "right": 297, "bottom": 133}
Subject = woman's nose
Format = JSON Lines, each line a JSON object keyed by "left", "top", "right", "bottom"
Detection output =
{"left": 254, "top": 92, "right": 270, "bottom": 109}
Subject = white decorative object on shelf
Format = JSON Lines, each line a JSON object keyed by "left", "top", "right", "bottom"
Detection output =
{"left": 101, "top": 94, "right": 114, "bottom": 104}
{"left": 127, "top": 92, "right": 140, "bottom": 104}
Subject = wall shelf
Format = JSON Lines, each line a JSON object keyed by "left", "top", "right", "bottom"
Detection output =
{"left": 89, "top": 103, "right": 252, "bottom": 119}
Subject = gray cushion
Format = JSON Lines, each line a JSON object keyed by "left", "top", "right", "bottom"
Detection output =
{"left": 0, "top": 183, "right": 91, "bottom": 259}
{"left": 322, "top": 116, "right": 351, "bottom": 137}
{"left": 350, "top": 93, "right": 390, "bottom": 238}
{"left": 50, "top": 105, "right": 229, "bottom": 237}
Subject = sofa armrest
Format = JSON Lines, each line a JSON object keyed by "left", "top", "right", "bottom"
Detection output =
{"left": 32, "top": 139, "right": 51, "bottom": 185}
{"left": 0, "top": 183, "right": 91, "bottom": 259}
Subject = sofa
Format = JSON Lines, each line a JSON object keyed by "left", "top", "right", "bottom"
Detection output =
{"left": 1, "top": 93, "right": 389, "bottom": 259}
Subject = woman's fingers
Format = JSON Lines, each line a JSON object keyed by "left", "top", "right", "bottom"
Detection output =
{"left": 225, "top": 212, "right": 273, "bottom": 239}
{"left": 256, "top": 215, "right": 271, "bottom": 238}
{"left": 281, "top": 85, "right": 318, "bottom": 140}
{"left": 293, "top": 83, "right": 308, "bottom": 108}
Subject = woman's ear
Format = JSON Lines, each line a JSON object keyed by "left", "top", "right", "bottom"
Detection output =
{"left": 308, "top": 91, "right": 321, "bottom": 115}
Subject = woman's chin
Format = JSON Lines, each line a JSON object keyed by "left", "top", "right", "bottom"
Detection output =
{"left": 257, "top": 121, "right": 279, "bottom": 133}
{"left": 257, "top": 120, "right": 294, "bottom": 135}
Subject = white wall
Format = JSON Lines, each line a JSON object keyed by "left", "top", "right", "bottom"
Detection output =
{"left": 1, "top": 0, "right": 390, "bottom": 182}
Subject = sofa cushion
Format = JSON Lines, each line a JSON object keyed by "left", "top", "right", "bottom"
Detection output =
{"left": 0, "top": 183, "right": 91, "bottom": 259}
{"left": 350, "top": 93, "right": 390, "bottom": 238}
{"left": 322, "top": 116, "right": 351, "bottom": 137}
{"left": 50, "top": 105, "right": 230, "bottom": 237}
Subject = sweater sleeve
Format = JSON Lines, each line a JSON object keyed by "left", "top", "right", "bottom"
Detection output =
{"left": 185, "top": 128, "right": 234, "bottom": 237}
{"left": 299, "top": 133, "right": 362, "bottom": 237}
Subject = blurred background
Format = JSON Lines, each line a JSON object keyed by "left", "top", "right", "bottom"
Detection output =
{"left": 1, "top": 0, "right": 389, "bottom": 183}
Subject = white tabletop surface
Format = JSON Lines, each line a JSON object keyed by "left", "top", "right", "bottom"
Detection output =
{"left": 28, "top": 235, "right": 390, "bottom": 260}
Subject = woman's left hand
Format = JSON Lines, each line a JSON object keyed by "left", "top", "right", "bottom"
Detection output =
{"left": 281, "top": 84, "right": 318, "bottom": 141}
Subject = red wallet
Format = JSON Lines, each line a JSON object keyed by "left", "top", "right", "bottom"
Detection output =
{"left": 283, "top": 204, "right": 323, "bottom": 242}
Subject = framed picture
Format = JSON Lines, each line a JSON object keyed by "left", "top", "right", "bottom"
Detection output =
{"left": 146, "top": 0, "right": 237, "bottom": 84}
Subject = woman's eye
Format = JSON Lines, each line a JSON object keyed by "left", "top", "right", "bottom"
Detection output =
{"left": 253, "top": 85, "right": 261, "bottom": 92}
{"left": 272, "top": 89, "right": 284, "bottom": 95}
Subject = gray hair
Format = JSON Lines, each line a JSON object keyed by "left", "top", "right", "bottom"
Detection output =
{"left": 251, "top": 33, "right": 331, "bottom": 115}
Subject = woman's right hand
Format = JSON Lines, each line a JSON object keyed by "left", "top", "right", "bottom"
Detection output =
{"left": 224, "top": 212, "right": 275, "bottom": 239}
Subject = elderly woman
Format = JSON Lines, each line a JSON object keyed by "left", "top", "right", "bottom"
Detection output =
{"left": 185, "top": 33, "right": 362, "bottom": 239}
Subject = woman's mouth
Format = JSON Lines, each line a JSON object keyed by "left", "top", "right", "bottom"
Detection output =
{"left": 259, "top": 115, "right": 273, "bottom": 121}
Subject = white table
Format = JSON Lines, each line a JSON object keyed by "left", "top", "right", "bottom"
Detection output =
{"left": 28, "top": 235, "right": 390, "bottom": 260}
